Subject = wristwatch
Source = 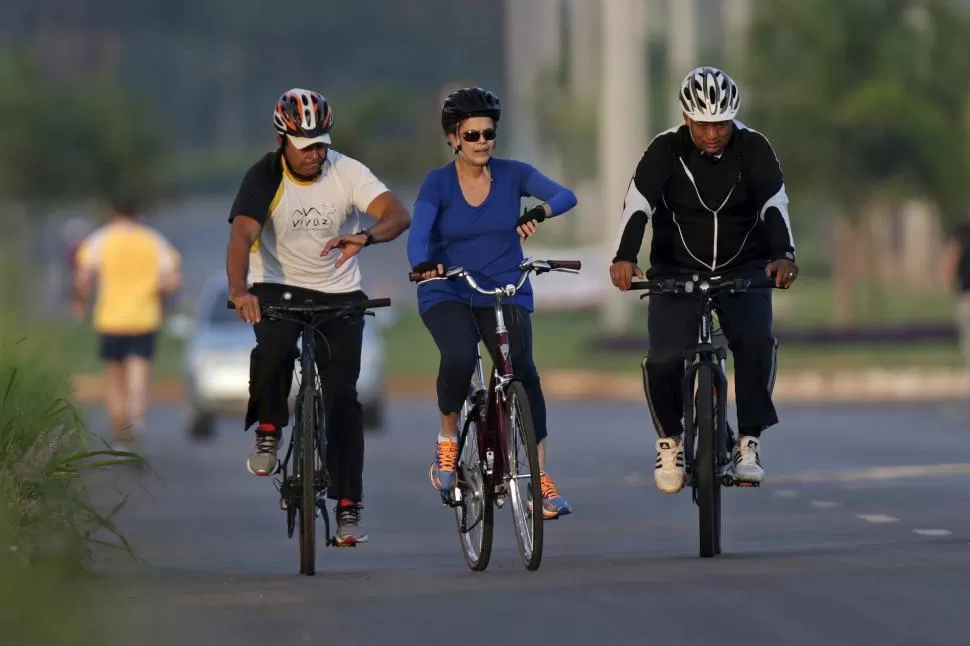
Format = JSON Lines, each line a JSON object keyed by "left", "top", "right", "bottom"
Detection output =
{"left": 357, "top": 228, "right": 375, "bottom": 247}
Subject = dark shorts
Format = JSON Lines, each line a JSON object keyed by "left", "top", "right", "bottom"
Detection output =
{"left": 99, "top": 332, "right": 157, "bottom": 361}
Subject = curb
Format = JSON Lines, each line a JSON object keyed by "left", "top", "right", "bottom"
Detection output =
{"left": 70, "top": 368, "right": 970, "bottom": 406}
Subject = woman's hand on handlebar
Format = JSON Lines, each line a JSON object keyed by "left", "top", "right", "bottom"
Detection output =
{"left": 410, "top": 260, "right": 445, "bottom": 282}
{"left": 231, "top": 291, "right": 261, "bottom": 324}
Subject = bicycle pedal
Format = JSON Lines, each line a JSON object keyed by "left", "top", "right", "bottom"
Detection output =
{"left": 735, "top": 480, "right": 760, "bottom": 488}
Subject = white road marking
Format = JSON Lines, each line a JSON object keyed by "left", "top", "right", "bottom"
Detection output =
{"left": 810, "top": 500, "right": 841, "bottom": 509}
{"left": 857, "top": 514, "right": 899, "bottom": 524}
{"left": 913, "top": 529, "right": 952, "bottom": 537}
{"left": 773, "top": 489, "right": 800, "bottom": 498}
{"left": 769, "top": 463, "right": 970, "bottom": 484}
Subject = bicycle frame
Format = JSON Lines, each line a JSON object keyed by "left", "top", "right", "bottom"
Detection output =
{"left": 227, "top": 294, "right": 391, "bottom": 574}
{"left": 680, "top": 293, "right": 733, "bottom": 491}
{"left": 279, "top": 316, "right": 334, "bottom": 542}
{"left": 413, "top": 259, "right": 580, "bottom": 503}
{"left": 633, "top": 273, "right": 778, "bottom": 489}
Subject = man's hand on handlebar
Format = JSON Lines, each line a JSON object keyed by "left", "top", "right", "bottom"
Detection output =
{"left": 765, "top": 257, "right": 799, "bottom": 289}
{"left": 610, "top": 260, "right": 644, "bottom": 291}
{"left": 231, "top": 291, "right": 261, "bottom": 324}
{"left": 410, "top": 260, "right": 444, "bottom": 282}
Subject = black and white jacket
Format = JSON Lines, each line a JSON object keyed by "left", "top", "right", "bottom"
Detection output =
{"left": 612, "top": 121, "right": 795, "bottom": 272}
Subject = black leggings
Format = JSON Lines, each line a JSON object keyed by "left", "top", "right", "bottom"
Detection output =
{"left": 420, "top": 300, "right": 548, "bottom": 443}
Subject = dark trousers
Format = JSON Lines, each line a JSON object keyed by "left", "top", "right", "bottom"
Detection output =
{"left": 245, "top": 283, "right": 366, "bottom": 502}
{"left": 644, "top": 268, "right": 779, "bottom": 439}
{"left": 421, "top": 300, "right": 549, "bottom": 443}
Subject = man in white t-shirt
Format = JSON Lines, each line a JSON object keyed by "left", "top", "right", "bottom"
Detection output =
{"left": 226, "top": 88, "right": 410, "bottom": 546}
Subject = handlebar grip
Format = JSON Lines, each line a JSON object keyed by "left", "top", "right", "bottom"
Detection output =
{"left": 408, "top": 272, "right": 422, "bottom": 282}
{"left": 362, "top": 297, "right": 392, "bottom": 309}
{"left": 548, "top": 260, "right": 582, "bottom": 271}
{"left": 226, "top": 300, "right": 236, "bottom": 309}
{"left": 628, "top": 280, "right": 661, "bottom": 291}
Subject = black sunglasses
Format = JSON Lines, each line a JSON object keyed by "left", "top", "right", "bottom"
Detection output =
{"left": 460, "top": 128, "right": 497, "bottom": 143}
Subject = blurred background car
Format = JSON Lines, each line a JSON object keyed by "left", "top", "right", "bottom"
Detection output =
{"left": 176, "top": 274, "right": 387, "bottom": 439}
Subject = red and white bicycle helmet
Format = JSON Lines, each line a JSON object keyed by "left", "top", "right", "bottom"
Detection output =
{"left": 273, "top": 88, "right": 334, "bottom": 148}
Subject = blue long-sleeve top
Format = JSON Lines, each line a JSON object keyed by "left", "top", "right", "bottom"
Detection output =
{"left": 407, "top": 158, "right": 578, "bottom": 315}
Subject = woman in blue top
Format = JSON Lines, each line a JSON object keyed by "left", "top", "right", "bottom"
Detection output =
{"left": 407, "top": 87, "right": 578, "bottom": 519}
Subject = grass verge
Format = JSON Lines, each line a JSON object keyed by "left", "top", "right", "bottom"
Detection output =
{"left": 383, "top": 307, "right": 964, "bottom": 378}
{"left": 0, "top": 327, "right": 146, "bottom": 644}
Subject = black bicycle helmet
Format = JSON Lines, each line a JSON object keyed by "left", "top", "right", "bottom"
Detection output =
{"left": 440, "top": 87, "right": 502, "bottom": 135}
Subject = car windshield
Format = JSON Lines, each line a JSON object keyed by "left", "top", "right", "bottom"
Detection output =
{"left": 207, "top": 287, "right": 240, "bottom": 324}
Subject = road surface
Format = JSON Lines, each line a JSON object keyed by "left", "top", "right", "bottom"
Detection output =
{"left": 95, "top": 398, "right": 970, "bottom": 646}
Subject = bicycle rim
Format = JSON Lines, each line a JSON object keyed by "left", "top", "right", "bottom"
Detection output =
{"left": 695, "top": 365, "right": 721, "bottom": 558}
{"left": 455, "top": 398, "right": 493, "bottom": 571}
{"left": 505, "top": 381, "right": 543, "bottom": 571}
{"left": 298, "top": 375, "right": 317, "bottom": 575}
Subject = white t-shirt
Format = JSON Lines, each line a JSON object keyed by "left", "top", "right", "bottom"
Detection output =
{"left": 228, "top": 149, "right": 388, "bottom": 293}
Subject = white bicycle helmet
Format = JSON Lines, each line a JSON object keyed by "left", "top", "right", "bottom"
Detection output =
{"left": 679, "top": 67, "right": 741, "bottom": 122}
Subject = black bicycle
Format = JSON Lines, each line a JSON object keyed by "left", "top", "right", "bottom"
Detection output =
{"left": 630, "top": 273, "right": 778, "bottom": 558}
{"left": 228, "top": 294, "right": 391, "bottom": 575}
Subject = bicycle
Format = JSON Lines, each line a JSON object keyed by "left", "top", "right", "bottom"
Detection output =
{"left": 629, "top": 272, "right": 779, "bottom": 558}
{"left": 409, "top": 258, "right": 581, "bottom": 571}
{"left": 228, "top": 293, "right": 391, "bottom": 575}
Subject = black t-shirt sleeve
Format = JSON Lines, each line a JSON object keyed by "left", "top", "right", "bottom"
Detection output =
{"left": 744, "top": 130, "right": 795, "bottom": 259}
{"left": 228, "top": 153, "right": 282, "bottom": 226}
{"left": 612, "top": 133, "right": 675, "bottom": 263}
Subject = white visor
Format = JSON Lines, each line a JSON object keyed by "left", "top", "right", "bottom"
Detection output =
{"left": 287, "top": 133, "right": 331, "bottom": 148}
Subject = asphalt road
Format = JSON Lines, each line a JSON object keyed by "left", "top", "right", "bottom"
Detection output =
{"left": 93, "top": 398, "right": 970, "bottom": 646}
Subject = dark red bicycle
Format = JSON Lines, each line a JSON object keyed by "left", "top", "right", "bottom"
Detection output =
{"left": 410, "top": 258, "right": 581, "bottom": 571}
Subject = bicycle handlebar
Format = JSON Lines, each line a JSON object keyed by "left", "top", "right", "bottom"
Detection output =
{"left": 408, "top": 258, "right": 581, "bottom": 296}
{"left": 226, "top": 297, "right": 392, "bottom": 314}
{"left": 628, "top": 274, "right": 780, "bottom": 299}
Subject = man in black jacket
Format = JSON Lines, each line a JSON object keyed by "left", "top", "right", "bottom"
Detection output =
{"left": 609, "top": 66, "right": 799, "bottom": 493}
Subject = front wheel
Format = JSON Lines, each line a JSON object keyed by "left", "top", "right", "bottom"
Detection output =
{"left": 695, "top": 364, "right": 721, "bottom": 558}
{"left": 298, "top": 379, "right": 318, "bottom": 575}
{"left": 505, "top": 381, "right": 543, "bottom": 571}
{"left": 454, "top": 395, "right": 493, "bottom": 571}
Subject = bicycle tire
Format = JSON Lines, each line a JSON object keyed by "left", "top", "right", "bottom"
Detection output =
{"left": 298, "top": 353, "right": 317, "bottom": 575}
{"left": 695, "top": 364, "right": 721, "bottom": 558}
{"left": 455, "top": 395, "right": 493, "bottom": 571}
{"left": 505, "top": 380, "right": 543, "bottom": 571}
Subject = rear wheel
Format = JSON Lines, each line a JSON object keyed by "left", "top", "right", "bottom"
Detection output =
{"left": 505, "top": 381, "right": 543, "bottom": 571}
{"left": 455, "top": 392, "right": 493, "bottom": 571}
{"left": 695, "top": 365, "right": 721, "bottom": 558}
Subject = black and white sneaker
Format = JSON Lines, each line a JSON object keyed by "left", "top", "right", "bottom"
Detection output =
{"left": 733, "top": 436, "right": 765, "bottom": 483}
{"left": 654, "top": 437, "right": 686, "bottom": 493}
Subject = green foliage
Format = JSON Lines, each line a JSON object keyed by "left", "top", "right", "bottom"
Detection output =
{"left": 0, "top": 243, "right": 147, "bottom": 642}
{"left": 332, "top": 86, "right": 443, "bottom": 184}
{"left": 741, "top": 0, "right": 970, "bottom": 226}
{"left": 0, "top": 49, "right": 172, "bottom": 207}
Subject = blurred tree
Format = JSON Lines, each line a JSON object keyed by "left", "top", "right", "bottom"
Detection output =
{"left": 741, "top": 0, "right": 970, "bottom": 325}
{"left": 0, "top": 50, "right": 171, "bottom": 208}
{"left": 532, "top": 66, "right": 599, "bottom": 188}
{"left": 0, "top": 50, "right": 171, "bottom": 317}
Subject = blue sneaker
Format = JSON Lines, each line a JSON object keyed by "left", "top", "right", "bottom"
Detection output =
{"left": 536, "top": 473, "right": 571, "bottom": 519}
{"left": 429, "top": 437, "right": 458, "bottom": 493}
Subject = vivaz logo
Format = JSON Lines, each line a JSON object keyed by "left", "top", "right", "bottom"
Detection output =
{"left": 291, "top": 205, "right": 336, "bottom": 230}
